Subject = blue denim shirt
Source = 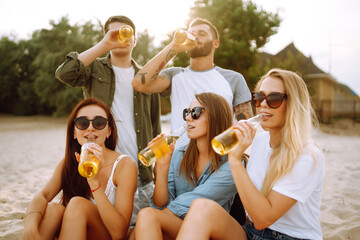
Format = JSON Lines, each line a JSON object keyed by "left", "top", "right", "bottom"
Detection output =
{"left": 150, "top": 145, "right": 237, "bottom": 219}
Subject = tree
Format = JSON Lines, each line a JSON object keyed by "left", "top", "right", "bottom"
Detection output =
{"left": 31, "top": 16, "right": 103, "bottom": 116}
{"left": 132, "top": 29, "right": 159, "bottom": 66}
{"left": 0, "top": 16, "right": 166, "bottom": 116}
{"left": 0, "top": 37, "right": 20, "bottom": 113}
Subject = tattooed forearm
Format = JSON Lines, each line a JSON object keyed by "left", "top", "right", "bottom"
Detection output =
{"left": 166, "top": 50, "right": 176, "bottom": 62}
{"left": 151, "top": 61, "right": 166, "bottom": 81}
{"left": 135, "top": 72, "right": 147, "bottom": 85}
{"left": 234, "top": 101, "right": 254, "bottom": 121}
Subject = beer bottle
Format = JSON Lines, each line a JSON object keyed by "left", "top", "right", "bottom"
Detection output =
{"left": 174, "top": 30, "right": 196, "bottom": 47}
{"left": 138, "top": 124, "right": 187, "bottom": 167}
{"left": 78, "top": 135, "right": 99, "bottom": 178}
{"left": 211, "top": 114, "right": 263, "bottom": 156}
{"left": 118, "top": 25, "right": 133, "bottom": 44}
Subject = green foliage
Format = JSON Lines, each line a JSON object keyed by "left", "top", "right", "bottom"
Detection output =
{"left": 132, "top": 29, "right": 159, "bottom": 66}
{"left": 0, "top": 5, "right": 281, "bottom": 116}
{"left": 0, "top": 16, "right": 104, "bottom": 116}
{"left": 0, "top": 37, "right": 20, "bottom": 113}
{"left": 167, "top": 0, "right": 281, "bottom": 90}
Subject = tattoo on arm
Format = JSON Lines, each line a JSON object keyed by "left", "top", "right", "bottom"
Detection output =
{"left": 135, "top": 72, "right": 147, "bottom": 85}
{"left": 166, "top": 50, "right": 176, "bottom": 62}
{"left": 151, "top": 61, "right": 166, "bottom": 81}
{"left": 234, "top": 101, "right": 254, "bottom": 121}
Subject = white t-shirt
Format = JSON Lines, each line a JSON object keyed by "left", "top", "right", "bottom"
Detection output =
{"left": 247, "top": 132, "right": 325, "bottom": 240}
{"left": 110, "top": 66, "right": 138, "bottom": 161}
{"left": 161, "top": 66, "right": 251, "bottom": 148}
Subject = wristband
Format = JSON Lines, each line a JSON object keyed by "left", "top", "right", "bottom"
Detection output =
{"left": 91, "top": 184, "right": 101, "bottom": 192}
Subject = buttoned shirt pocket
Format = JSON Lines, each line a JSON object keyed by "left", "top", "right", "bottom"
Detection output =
{"left": 90, "top": 72, "right": 111, "bottom": 102}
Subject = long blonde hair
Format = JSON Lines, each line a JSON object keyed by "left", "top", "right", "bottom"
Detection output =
{"left": 256, "top": 69, "right": 318, "bottom": 196}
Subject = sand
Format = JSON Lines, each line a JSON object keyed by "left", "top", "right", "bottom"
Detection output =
{"left": 0, "top": 115, "right": 359, "bottom": 239}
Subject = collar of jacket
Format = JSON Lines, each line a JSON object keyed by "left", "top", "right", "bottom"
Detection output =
{"left": 100, "top": 53, "right": 142, "bottom": 74}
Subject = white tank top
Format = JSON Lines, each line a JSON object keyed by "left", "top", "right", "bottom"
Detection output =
{"left": 104, "top": 154, "right": 127, "bottom": 205}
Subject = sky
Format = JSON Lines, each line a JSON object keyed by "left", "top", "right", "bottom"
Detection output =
{"left": 1, "top": 0, "right": 359, "bottom": 95}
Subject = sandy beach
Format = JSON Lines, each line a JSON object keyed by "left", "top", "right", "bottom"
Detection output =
{"left": 0, "top": 115, "right": 359, "bottom": 239}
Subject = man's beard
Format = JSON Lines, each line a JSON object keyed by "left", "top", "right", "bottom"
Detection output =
{"left": 187, "top": 40, "right": 213, "bottom": 58}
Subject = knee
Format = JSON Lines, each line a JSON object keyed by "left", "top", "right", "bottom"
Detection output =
{"left": 63, "top": 196, "right": 88, "bottom": 219}
{"left": 136, "top": 207, "right": 158, "bottom": 225}
{"left": 188, "top": 198, "right": 219, "bottom": 217}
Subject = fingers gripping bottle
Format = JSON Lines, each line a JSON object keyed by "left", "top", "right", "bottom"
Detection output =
{"left": 211, "top": 114, "right": 263, "bottom": 156}
{"left": 174, "top": 30, "right": 196, "bottom": 47}
{"left": 78, "top": 135, "right": 99, "bottom": 178}
{"left": 138, "top": 124, "right": 187, "bottom": 167}
{"left": 118, "top": 25, "right": 134, "bottom": 44}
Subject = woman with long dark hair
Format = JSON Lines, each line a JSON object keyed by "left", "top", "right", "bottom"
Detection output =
{"left": 22, "top": 98, "right": 137, "bottom": 239}
{"left": 132, "top": 92, "right": 238, "bottom": 239}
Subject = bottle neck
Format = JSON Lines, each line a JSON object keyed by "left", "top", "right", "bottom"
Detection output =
{"left": 170, "top": 124, "right": 187, "bottom": 137}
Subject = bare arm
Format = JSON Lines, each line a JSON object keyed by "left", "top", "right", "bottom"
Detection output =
{"left": 234, "top": 101, "right": 254, "bottom": 121}
{"left": 132, "top": 38, "right": 195, "bottom": 93}
{"left": 228, "top": 122, "right": 296, "bottom": 230}
{"left": 90, "top": 156, "right": 137, "bottom": 239}
{"left": 152, "top": 139, "right": 175, "bottom": 207}
{"left": 78, "top": 29, "right": 131, "bottom": 67}
{"left": 23, "top": 160, "right": 64, "bottom": 239}
{"left": 230, "top": 159, "right": 296, "bottom": 230}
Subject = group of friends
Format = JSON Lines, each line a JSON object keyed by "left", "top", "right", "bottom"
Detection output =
{"left": 22, "top": 15, "right": 325, "bottom": 240}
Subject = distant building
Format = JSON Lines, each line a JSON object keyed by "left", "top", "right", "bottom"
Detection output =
{"left": 259, "top": 43, "right": 360, "bottom": 123}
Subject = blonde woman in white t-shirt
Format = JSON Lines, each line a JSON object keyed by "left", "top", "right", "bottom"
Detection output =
{"left": 176, "top": 69, "right": 325, "bottom": 240}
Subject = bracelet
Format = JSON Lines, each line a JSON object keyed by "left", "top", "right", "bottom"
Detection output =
{"left": 25, "top": 211, "right": 43, "bottom": 218}
{"left": 91, "top": 184, "right": 101, "bottom": 192}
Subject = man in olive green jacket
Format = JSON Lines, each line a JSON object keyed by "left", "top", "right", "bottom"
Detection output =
{"left": 55, "top": 15, "right": 161, "bottom": 226}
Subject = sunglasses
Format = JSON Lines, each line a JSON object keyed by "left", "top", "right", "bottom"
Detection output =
{"left": 183, "top": 107, "right": 205, "bottom": 121}
{"left": 252, "top": 92, "right": 287, "bottom": 109}
{"left": 74, "top": 116, "right": 108, "bottom": 130}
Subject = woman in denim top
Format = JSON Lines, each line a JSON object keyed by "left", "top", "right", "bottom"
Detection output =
{"left": 132, "top": 92, "right": 237, "bottom": 239}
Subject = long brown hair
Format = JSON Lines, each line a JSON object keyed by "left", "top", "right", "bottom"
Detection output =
{"left": 179, "top": 92, "right": 233, "bottom": 185}
{"left": 61, "top": 98, "right": 118, "bottom": 206}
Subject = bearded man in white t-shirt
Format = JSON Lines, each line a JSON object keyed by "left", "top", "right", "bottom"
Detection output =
{"left": 132, "top": 17, "right": 253, "bottom": 225}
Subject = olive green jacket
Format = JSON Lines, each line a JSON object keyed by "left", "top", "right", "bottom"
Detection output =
{"left": 55, "top": 52, "right": 161, "bottom": 185}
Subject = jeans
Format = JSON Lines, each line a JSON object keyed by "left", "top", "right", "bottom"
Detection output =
{"left": 242, "top": 222, "right": 308, "bottom": 240}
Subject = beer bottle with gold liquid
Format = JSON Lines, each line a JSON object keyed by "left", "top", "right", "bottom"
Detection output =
{"left": 118, "top": 25, "right": 133, "bottom": 44}
{"left": 174, "top": 30, "right": 196, "bottom": 47}
{"left": 211, "top": 114, "right": 263, "bottom": 156}
{"left": 138, "top": 124, "right": 187, "bottom": 167}
{"left": 78, "top": 134, "right": 99, "bottom": 178}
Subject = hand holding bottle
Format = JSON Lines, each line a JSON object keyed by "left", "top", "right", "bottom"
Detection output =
{"left": 211, "top": 114, "right": 263, "bottom": 156}
{"left": 78, "top": 135, "right": 104, "bottom": 178}
{"left": 138, "top": 124, "right": 187, "bottom": 167}
{"left": 150, "top": 134, "right": 175, "bottom": 169}
{"left": 227, "top": 121, "right": 257, "bottom": 162}
{"left": 100, "top": 26, "right": 133, "bottom": 51}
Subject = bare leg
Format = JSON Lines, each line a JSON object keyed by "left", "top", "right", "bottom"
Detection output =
{"left": 176, "top": 198, "right": 247, "bottom": 240}
{"left": 135, "top": 207, "right": 183, "bottom": 240}
{"left": 38, "top": 202, "right": 65, "bottom": 240}
{"left": 58, "top": 197, "right": 110, "bottom": 240}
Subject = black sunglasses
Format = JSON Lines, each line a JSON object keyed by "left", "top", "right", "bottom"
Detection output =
{"left": 252, "top": 92, "right": 287, "bottom": 109}
{"left": 74, "top": 116, "right": 108, "bottom": 130}
{"left": 183, "top": 107, "right": 205, "bottom": 121}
